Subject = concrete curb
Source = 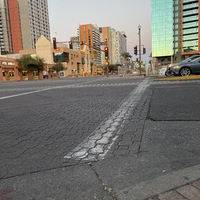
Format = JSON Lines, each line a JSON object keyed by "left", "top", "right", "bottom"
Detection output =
{"left": 116, "top": 164, "right": 200, "bottom": 200}
{"left": 154, "top": 75, "right": 200, "bottom": 81}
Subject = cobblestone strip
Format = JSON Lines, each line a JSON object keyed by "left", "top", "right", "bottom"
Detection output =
{"left": 64, "top": 79, "right": 150, "bottom": 161}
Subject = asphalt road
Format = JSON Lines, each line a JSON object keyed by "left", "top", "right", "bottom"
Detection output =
{"left": 0, "top": 76, "right": 200, "bottom": 200}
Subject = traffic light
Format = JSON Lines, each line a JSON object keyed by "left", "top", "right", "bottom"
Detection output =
{"left": 69, "top": 41, "right": 73, "bottom": 49}
{"left": 143, "top": 47, "right": 146, "bottom": 54}
{"left": 104, "top": 47, "right": 109, "bottom": 60}
{"left": 134, "top": 46, "right": 137, "bottom": 55}
{"left": 52, "top": 37, "right": 57, "bottom": 49}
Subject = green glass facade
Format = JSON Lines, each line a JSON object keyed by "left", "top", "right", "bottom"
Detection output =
{"left": 152, "top": 0, "right": 199, "bottom": 61}
{"left": 152, "top": 0, "right": 174, "bottom": 57}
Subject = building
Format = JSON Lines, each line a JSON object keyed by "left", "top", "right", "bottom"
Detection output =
{"left": 0, "top": 0, "right": 50, "bottom": 54}
{"left": 0, "top": 0, "right": 16, "bottom": 53}
{"left": 111, "top": 29, "right": 127, "bottom": 65}
{"left": 99, "top": 27, "right": 112, "bottom": 65}
{"left": 0, "top": 35, "right": 93, "bottom": 81}
{"left": 100, "top": 27, "right": 127, "bottom": 66}
{"left": 152, "top": 0, "right": 200, "bottom": 67}
{"left": 70, "top": 36, "right": 80, "bottom": 51}
{"left": 78, "top": 24, "right": 127, "bottom": 67}
{"left": 0, "top": 55, "right": 19, "bottom": 81}
{"left": 79, "top": 24, "right": 101, "bottom": 67}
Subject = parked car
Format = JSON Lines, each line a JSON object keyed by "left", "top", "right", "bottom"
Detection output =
{"left": 159, "top": 67, "right": 167, "bottom": 76}
{"left": 165, "top": 55, "right": 200, "bottom": 76}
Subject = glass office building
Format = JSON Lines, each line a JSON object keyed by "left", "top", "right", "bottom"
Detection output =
{"left": 182, "top": 0, "right": 199, "bottom": 54}
{"left": 152, "top": 0, "right": 174, "bottom": 57}
{"left": 152, "top": 0, "right": 199, "bottom": 63}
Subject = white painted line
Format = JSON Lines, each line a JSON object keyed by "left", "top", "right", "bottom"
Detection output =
{"left": 0, "top": 88, "right": 52, "bottom": 100}
{"left": 64, "top": 79, "right": 150, "bottom": 161}
{"left": 0, "top": 82, "right": 140, "bottom": 100}
{"left": 0, "top": 78, "right": 102, "bottom": 100}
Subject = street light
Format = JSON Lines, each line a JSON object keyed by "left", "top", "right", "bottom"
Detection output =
{"left": 138, "top": 25, "right": 142, "bottom": 76}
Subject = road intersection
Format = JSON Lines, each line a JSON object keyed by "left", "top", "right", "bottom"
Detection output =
{"left": 0, "top": 76, "right": 200, "bottom": 200}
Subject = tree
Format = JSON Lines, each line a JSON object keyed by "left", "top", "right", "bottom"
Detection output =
{"left": 121, "top": 52, "right": 132, "bottom": 76}
{"left": 121, "top": 52, "right": 132, "bottom": 62}
{"left": 108, "top": 64, "right": 118, "bottom": 74}
{"left": 51, "top": 62, "right": 65, "bottom": 77}
{"left": 17, "top": 55, "right": 45, "bottom": 80}
{"left": 34, "top": 56, "right": 45, "bottom": 73}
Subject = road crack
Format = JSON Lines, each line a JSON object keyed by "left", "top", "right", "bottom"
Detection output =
{"left": 88, "top": 162, "right": 118, "bottom": 200}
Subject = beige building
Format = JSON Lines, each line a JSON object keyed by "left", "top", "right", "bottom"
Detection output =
{"left": 20, "top": 35, "right": 94, "bottom": 77}
{"left": 0, "top": 35, "right": 95, "bottom": 82}
{"left": 0, "top": 56, "right": 18, "bottom": 81}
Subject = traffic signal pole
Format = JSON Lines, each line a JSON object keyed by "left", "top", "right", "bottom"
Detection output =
{"left": 138, "top": 25, "right": 142, "bottom": 76}
{"left": 104, "top": 39, "right": 109, "bottom": 78}
{"left": 134, "top": 26, "right": 146, "bottom": 76}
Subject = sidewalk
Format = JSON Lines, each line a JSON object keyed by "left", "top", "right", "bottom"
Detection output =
{"left": 116, "top": 163, "right": 200, "bottom": 200}
{"left": 148, "top": 179, "right": 200, "bottom": 200}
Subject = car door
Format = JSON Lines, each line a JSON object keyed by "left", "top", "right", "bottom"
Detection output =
{"left": 189, "top": 58, "right": 200, "bottom": 74}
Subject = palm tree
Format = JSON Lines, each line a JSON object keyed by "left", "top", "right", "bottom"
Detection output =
{"left": 121, "top": 52, "right": 132, "bottom": 62}
{"left": 121, "top": 52, "right": 132, "bottom": 76}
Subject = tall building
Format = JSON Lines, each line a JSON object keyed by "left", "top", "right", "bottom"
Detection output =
{"left": 0, "top": 0, "right": 50, "bottom": 54}
{"left": 0, "top": 0, "right": 14, "bottom": 53}
{"left": 79, "top": 24, "right": 101, "bottom": 66}
{"left": 99, "top": 27, "right": 112, "bottom": 65}
{"left": 111, "top": 29, "right": 127, "bottom": 65}
{"left": 152, "top": 0, "right": 200, "bottom": 65}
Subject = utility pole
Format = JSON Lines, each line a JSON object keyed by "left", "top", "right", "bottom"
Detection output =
{"left": 105, "top": 38, "right": 109, "bottom": 78}
{"left": 138, "top": 25, "right": 142, "bottom": 76}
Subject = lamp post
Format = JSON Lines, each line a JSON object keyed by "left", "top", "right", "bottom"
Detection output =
{"left": 138, "top": 25, "right": 142, "bottom": 76}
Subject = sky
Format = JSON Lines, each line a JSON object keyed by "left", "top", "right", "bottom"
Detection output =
{"left": 48, "top": 0, "right": 152, "bottom": 63}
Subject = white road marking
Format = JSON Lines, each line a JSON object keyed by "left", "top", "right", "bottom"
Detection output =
{"left": 0, "top": 88, "right": 52, "bottom": 100}
{"left": 0, "top": 82, "right": 140, "bottom": 100}
{"left": 64, "top": 79, "right": 150, "bottom": 161}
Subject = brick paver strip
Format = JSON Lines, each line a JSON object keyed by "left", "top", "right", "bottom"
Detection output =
{"left": 192, "top": 180, "right": 200, "bottom": 190}
{"left": 158, "top": 191, "right": 186, "bottom": 200}
{"left": 176, "top": 185, "right": 200, "bottom": 200}
{"left": 117, "top": 164, "right": 200, "bottom": 200}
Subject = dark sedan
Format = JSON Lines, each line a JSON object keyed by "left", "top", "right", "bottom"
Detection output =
{"left": 166, "top": 55, "right": 200, "bottom": 76}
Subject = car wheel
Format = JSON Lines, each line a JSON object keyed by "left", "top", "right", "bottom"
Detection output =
{"left": 179, "top": 67, "right": 191, "bottom": 76}
{"left": 165, "top": 71, "right": 174, "bottom": 77}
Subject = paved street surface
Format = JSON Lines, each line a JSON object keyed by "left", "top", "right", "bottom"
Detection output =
{"left": 0, "top": 76, "right": 200, "bottom": 200}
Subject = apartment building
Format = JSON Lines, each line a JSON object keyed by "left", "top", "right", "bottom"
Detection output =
{"left": 0, "top": 0, "right": 16, "bottom": 53}
{"left": 100, "top": 27, "right": 127, "bottom": 65}
{"left": 0, "top": 0, "right": 50, "bottom": 54}
{"left": 111, "top": 30, "right": 127, "bottom": 65}
{"left": 152, "top": 0, "right": 200, "bottom": 66}
{"left": 79, "top": 24, "right": 127, "bottom": 67}
{"left": 99, "top": 27, "right": 112, "bottom": 65}
{"left": 79, "top": 24, "right": 101, "bottom": 67}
